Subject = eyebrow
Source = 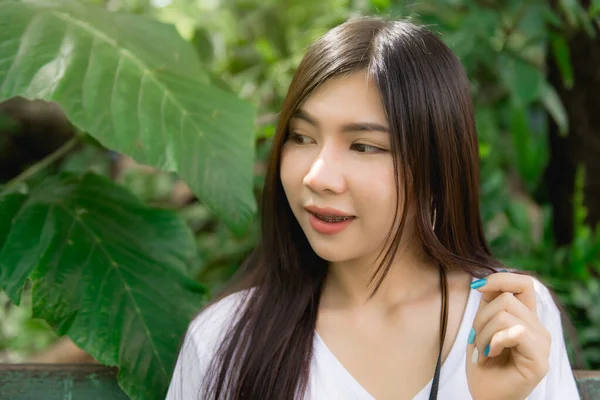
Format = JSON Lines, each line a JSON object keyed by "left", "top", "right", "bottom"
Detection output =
{"left": 291, "top": 109, "right": 389, "bottom": 133}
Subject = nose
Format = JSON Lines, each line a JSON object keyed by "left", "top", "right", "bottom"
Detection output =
{"left": 303, "top": 146, "right": 346, "bottom": 194}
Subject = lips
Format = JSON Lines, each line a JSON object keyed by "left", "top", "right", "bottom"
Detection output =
{"left": 304, "top": 205, "right": 354, "bottom": 218}
{"left": 303, "top": 205, "right": 356, "bottom": 234}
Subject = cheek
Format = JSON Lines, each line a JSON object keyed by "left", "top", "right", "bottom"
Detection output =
{"left": 280, "top": 147, "right": 301, "bottom": 200}
{"left": 350, "top": 162, "right": 403, "bottom": 236}
{"left": 351, "top": 160, "right": 398, "bottom": 204}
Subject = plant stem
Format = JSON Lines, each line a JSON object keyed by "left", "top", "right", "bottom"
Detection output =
{"left": 2, "top": 135, "right": 80, "bottom": 193}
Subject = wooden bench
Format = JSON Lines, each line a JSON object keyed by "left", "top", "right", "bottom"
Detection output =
{"left": 0, "top": 364, "right": 598, "bottom": 399}
{"left": 0, "top": 364, "right": 129, "bottom": 400}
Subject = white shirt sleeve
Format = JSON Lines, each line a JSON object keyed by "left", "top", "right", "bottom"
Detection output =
{"left": 165, "top": 319, "right": 209, "bottom": 400}
{"left": 528, "top": 279, "right": 581, "bottom": 400}
{"left": 165, "top": 290, "right": 250, "bottom": 400}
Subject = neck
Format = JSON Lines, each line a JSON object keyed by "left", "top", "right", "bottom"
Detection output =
{"left": 320, "top": 238, "right": 440, "bottom": 312}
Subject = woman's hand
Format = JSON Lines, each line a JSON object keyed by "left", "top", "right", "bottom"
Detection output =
{"left": 466, "top": 272, "right": 551, "bottom": 400}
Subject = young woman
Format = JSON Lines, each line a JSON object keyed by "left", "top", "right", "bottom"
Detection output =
{"left": 166, "top": 17, "right": 581, "bottom": 400}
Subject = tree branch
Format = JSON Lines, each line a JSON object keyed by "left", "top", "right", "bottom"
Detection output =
{"left": 2, "top": 135, "right": 80, "bottom": 193}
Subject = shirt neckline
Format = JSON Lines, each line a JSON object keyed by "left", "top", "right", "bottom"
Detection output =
{"left": 313, "top": 276, "right": 479, "bottom": 399}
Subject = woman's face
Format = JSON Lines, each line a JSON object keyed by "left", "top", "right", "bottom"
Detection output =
{"left": 280, "top": 71, "right": 412, "bottom": 263}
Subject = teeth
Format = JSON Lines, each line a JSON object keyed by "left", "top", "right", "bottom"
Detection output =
{"left": 315, "top": 213, "right": 351, "bottom": 223}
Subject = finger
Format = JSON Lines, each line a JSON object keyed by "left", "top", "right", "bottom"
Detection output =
{"left": 471, "top": 272, "right": 537, "bottom": 313}
{"left": 473, "top": 311, "right": 526, "bottom": 364}
{"left": 487, "top": 324, "right": 550, "bottom": 377}
{"left": 471, "top": 292, "right": 540, "bottom": 342}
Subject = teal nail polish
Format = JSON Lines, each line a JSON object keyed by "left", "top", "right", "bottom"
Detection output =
{"left": 468, "top": 328, "right": 476, "bottom": 345}
{"left": 470, "top": 278, "right": 487, "bottom": 289}
{"left": 484, "top": 344, "right": 490, "bottom": 357}
{"left": 497, "top": 269, "right": 509, "bottom": 273}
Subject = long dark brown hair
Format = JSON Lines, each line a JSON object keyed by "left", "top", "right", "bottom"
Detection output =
{"left": 192, "top": 16, "right": 543, "bottom": 399}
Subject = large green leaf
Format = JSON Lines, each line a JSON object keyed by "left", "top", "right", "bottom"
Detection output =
{"left": 540, "top": 81, "right": 569, "bottom": 137}
{"left": 0, "top": 192, "right": 27, "bottom": 249}
{"left": 549, "top": 31, "right": 574, "bottom": 90}
{"left": 0, "top": 173, "right": 207, "bottom": 400}
{"left": 497, "top": 54, "right": 544, "bottom": 107}
{"left": 592, "top": 0, "right": 600, "bottom": 17}
{"left": 508, "top": 106, "right": 548, "bottom": 192}
{"left": 0, "top": 0, "right": 257, "bottom": 233}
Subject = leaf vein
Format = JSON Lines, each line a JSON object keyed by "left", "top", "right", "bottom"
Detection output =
{"left": 55, "top": 204, "right": 168, "bottom": 380}
{"left": 0, "top": 12, "right": 40, "bottom": 95}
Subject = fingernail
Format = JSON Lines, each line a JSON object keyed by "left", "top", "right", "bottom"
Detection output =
{"left": 470, "top": 278, "right": 487, "bottom": 289}
{"left": 471, "top": 347, "right": 479, "bottom": 364}
{"left": 468, "top": 328, "right": 476, "bottom": 345}
{"left": 497, "top": 269, "right": 509, "bottom": 273}
{"left": 484, "top": 344, "right": 490, "bottom": 357}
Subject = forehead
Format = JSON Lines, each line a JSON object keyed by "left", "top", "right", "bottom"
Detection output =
{"left": 298, "top": 71, "right": 387, "bottom": 124}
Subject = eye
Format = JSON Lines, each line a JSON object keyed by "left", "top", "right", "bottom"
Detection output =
{"left": 288, "top": 132, "right": 313, "bottom": 145}
{"left": 351, "top": 143, "right": 385, "bottom": 154}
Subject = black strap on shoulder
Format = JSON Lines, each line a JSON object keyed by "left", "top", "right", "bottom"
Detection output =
{"left": 428, "top": 265, "right": 448, "bottom": 400}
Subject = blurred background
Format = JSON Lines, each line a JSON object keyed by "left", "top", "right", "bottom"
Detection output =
{"left": 1, "top": 0, "right": 599, "bottom": 375}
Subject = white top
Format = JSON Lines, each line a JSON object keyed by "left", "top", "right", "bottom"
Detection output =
{"left": 166, "top": 278, "right": 581, "bottom": 399}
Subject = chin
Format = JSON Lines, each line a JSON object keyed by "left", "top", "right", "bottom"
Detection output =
{"left": 308, "top": 242, "right": 355, "bottom": 263}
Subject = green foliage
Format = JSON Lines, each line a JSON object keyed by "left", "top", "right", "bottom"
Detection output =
{"left": 565, "top": 279, "right": 600, "bottom": 365}
{"left": 0, "top": 173, "right": 207, "bottom": 398}
{"left": 549, "top": 30, "right": 575, "bottom": 90}
{"left": 0, "top": 1, "right": 255, "bottom": 396}
{"left": 0, "top": 288, "right": 58, "bottom": 362}
{"left": 567, "top": 166, "right": 600, "bottom": 365}
{"left": 0, "top": 0, "right": 257, "bottom": 232}
{"left": 570, "top": 166, "right": 596, "bottom": 279}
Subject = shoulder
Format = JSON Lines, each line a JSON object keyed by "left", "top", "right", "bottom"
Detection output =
{"left": 185, "top": 288, "right": 255, "bottom": 352}
{"left": 530, "top": 277, "right": 561, "bottom": 318}
{"left": 166, "top": 289, "right": 256, "bottom": 400}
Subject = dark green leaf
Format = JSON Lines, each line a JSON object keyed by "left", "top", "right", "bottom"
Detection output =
{"left": 549, "top": 31, "right": 574, "bottom": 89}
{"left": 0, "top": 0, "right": 257, "bottom": 233}
{"left": 190, "top": 27, "right": 214, "bottom": 64}
{"left": 508, "top": 106, "right": 548, "bottom": 190}
{"left": 0, "top": 172, "right": 207, "bottom": 400}
{"left": 541, "top": 5, "right": 563, "bottom": 28}
{"left": 0, "top": 193, "right": 27, "bottom": 251}
{"left": 591, "top": 0, "right": 600, "bottom": 17}
{"left": 559, "top": 0, "right": 580, "bottom": 26}
{"left": 540, "top": 82, "right": 569, "bottom": 136}
{"left": 498, "top": 54, "right": 544, "bottom": 106}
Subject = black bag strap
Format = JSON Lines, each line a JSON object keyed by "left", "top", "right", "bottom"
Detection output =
{"left": 428, "top": 265, "right": 448, "bottom": 400}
